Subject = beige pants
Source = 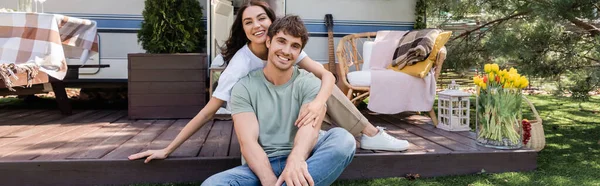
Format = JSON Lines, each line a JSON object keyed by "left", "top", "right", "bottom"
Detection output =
{"left": 322, "top": 87, "right": 369, "bottom": 136}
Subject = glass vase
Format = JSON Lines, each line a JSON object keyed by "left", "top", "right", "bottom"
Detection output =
{"left": 18, "top": 0, "right": 33, "bottom": 12}
{"left": 475, "top": 88, "right": 523, "bottom": 149}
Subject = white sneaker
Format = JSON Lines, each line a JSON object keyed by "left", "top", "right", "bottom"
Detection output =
{"left": 360, "top": 126, "right": 409, "bottom": 151}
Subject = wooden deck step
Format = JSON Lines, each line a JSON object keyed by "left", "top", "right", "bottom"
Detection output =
{"left": 0, "top": 109, "right": 537, "bottom": 186}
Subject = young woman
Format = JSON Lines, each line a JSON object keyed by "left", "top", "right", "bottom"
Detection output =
{"left": 129, "top": 0, "right": 407, "bottom": 163}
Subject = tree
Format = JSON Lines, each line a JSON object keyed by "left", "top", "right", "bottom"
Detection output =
{"left": 425, "top": 0, "right": 600, "bottom": 100}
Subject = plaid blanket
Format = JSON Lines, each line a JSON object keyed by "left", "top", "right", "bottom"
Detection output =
{"left": 391, "top": 29, "right": 441, "bottom": 69}
{"left": 0, "top": 12, "right": 99, "bottom": 91}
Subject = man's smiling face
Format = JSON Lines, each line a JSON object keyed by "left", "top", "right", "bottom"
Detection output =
{"left": 265, "top": 31, "right": 303, "bottom": 71}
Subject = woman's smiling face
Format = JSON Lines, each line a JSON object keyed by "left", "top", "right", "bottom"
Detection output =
{"left": 242, "top": 6, "right": 273, "bottom": 45}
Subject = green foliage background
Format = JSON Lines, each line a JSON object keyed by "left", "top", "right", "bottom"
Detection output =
{"left": 424, "top": 0, "right": 600, "bottom": 100}
{"left": 138, "top": 0, "right": 206, "bottom": 54}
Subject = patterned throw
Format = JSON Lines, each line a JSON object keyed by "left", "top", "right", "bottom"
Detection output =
{"left": 0, "top": 12, "right": 99, "bottom": 91}
{"left": 391, "top": 29, "right": 441, "bottom": 69}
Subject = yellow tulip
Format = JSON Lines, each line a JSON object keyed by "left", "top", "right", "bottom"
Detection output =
{"left": 484, "top": 64, "right": 491, "bottom": 73}
{"left": 473, "top": 76, "right": 480, "bottom": 85}
{"left": 509, "top": 73, "right": 519, "bottom": 83}
{"left": 481, "top": 83, "right": 487, "bottom": 90}
{"left": 521, "top": 79, "right": 529, "bottom": 88}
{"left": 513, "top": 78, "right": 521, "bottom": 88}
{"left": 509, "top": 67, "right": 518, "bottom": 75}
{"left": 488, "top": 73, "right": 495, "bottom": 83}
{"left": 491, "top": 64, "right": 500, "bottom": 73}
{"left": 505, "top": 74, "right": 512, "bottom": 83}
{"left": 519, "top": 77, "right": 529, "bottom": 88}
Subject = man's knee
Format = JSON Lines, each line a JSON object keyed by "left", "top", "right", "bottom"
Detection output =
{"left": 328, "top": 128, "right": 357, "bottom": 156}
{"left": 201, "top": 167, "right": 259, "bottom": 186}
{"left": 201, "top": 172, "right": 239, "bottom": 186}
{"left": 201, "top": 174, "right": 222, "bottom": 186}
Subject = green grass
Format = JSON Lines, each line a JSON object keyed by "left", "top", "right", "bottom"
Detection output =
{"left": 2, "top": 95, "right": 599, "bottom": 186}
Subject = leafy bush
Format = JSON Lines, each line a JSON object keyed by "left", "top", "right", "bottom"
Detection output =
{"left": 138, "top": 0, "right": 205, "bottom": 53}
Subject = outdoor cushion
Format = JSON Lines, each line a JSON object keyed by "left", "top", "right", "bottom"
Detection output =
{"left": 387, "top": 31, "right": 452, "bottom": 78}
{"left": 362, "top": 41, "right": 374, "bottom": 71}
{"left": 347, "top": 71, "right": 371, "bottom": 87}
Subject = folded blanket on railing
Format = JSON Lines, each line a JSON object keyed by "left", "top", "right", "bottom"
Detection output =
{"left": 0, "top": 63, "right": 40, "bottom": 91}
{"left": 391, "top": 29, "right": 441, "bottom": 69}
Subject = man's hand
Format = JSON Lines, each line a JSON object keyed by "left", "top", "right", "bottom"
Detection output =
{"left": 295, "top": 101, "right": 325, "bottom": 128}
{"left": 275, "top": 157, "right": 314, "bottom": 186}
{"left": 128, "top": 149, "right": 170, "bottom": 163}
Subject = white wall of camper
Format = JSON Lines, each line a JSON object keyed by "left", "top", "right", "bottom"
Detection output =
{"left": 286, "top": 0, "right": 415, "bottom": 22}
{"left": 1, "top": 0, "right": 207, "bottom": 16}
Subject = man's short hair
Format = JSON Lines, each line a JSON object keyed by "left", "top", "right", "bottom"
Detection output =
{"left": 267, "top": 15, "right": 309, "bottom": 49}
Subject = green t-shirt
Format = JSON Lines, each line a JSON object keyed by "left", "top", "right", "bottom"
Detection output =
{"left": 230, "top": 66, "right": 321, "bottom": 159}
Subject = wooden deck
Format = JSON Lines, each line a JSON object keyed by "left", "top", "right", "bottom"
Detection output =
{"left": 0, "top": 109, "right": 537, "bottom": 186}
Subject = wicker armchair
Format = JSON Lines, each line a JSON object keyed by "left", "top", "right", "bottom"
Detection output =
{"left": 335, "top": 32, "right": 447, "bottom": 125}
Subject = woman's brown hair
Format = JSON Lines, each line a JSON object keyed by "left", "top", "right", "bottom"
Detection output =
{"left": 220, "top": 0, "right": 276, "bottom": 62}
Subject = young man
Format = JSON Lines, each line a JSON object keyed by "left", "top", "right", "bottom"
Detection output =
{"left": 201, "top": 15, "right": 356, "bottom": 186}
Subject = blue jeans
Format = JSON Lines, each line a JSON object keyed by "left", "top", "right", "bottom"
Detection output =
{"left": 201, "top": 127, "right": 356, "bottom": 186}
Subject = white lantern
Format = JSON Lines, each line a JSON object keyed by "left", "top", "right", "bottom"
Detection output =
{"left": 437, "top": 80, "right": 471, "bottom": 131}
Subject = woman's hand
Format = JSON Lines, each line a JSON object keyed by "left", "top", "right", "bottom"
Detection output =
{"left": 128, "top": 149, "right": 170, "bottom": 163}
{"left": 295, "top": 101, "right": 326, "bottom": 128}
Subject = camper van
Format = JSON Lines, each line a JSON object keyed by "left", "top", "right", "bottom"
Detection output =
{"left": 0, "top": 0, "right": 416, "bottom": 86}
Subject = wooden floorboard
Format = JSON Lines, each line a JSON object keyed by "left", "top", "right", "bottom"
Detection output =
{"left": 0, "top": 110, "right": 50, "bottom": 128}
{"left": 0, "top": 110, "right": 89, "bottom": 139}
{"left": 389, "top": 114, "right": 503, "bottom": 152}
{"left": 70, "top": 119, "right": 149, "bottom": 159}
{"left": 228, "top": 124, "right": 241, "bottom": 157}
{"left": 142, "top": 119, "right": 188, "bottom": 152}
{"left": 2, "top": 111, "right": 126, "bottom": 160}
{"left": 198, "top": 120, "right": 233, "bottom": 157}
{"left": 169, "top": 120, "right": 213, "bottom": 158}
{"left": 0, "top": 109, "right": 33, "bottom": 119}
{"left": 30, "top": 110, "right": 121, "bottom": 161}
{"left": 378, "top": 114, "right": 476, "bottom": 151}
{"left": 0, "top": 108, "right": 18, "bottom": 117}
{"left": 0, "top": 110, "right": 99, "bottom": 151}
{"left": 61, "top": 115, "right": 129, "bottom": 160}
{"left": 102, "top": 120, "right": 174, "bottom": 159}
{"left": 0, "top": 110, "right": 62, "bottom": 137}
{"left": 0, "top": 109, "right": 46, "bottom": 123}
{"left": 456, "top": 131, "right": 477, "bottom": 140}
{"left": 366, "top": 115, "right": 452, "bottom": 154}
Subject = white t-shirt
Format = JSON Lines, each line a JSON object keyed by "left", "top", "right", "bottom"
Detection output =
{"left": 212, "top": 44, "right": 308, "bottom": 102}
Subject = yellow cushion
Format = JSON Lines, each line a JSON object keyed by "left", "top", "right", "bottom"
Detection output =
{"left": 387, "top": 31, "right": 452, "bottom": 78}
